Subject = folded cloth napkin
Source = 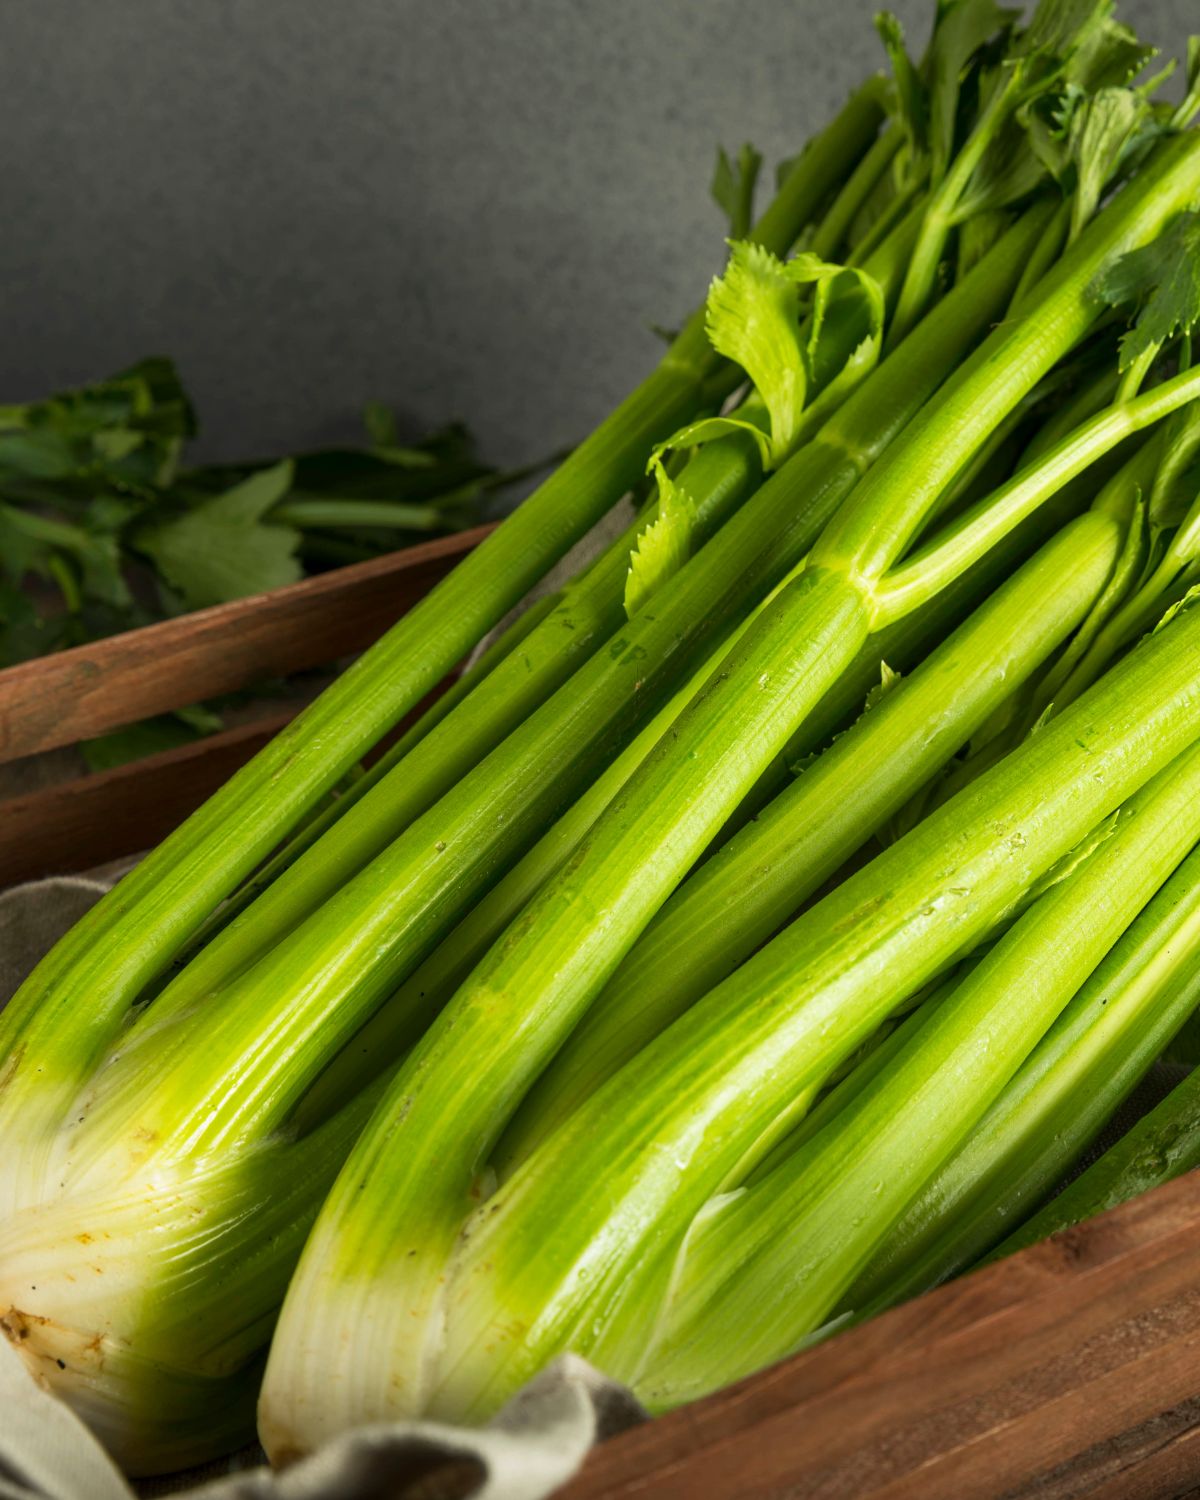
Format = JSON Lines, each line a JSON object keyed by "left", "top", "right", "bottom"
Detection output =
{"left": 0, "top": 1323, "right": 643, "bottom": 1500}
{"left": 0, "top": 505, "right": 645, "bottom": 1500}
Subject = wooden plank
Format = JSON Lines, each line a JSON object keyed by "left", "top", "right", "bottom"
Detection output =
{"left": 0, "top": 670, "right": 457, "bottom": 886}
{"left": 0, "top": 710, "right": 298, "bottom": 884}
{"left": 1073, "top": 1415, "right": 1200, "bottom": 1500}
{"left": 0, "top": 525, "right": 492, "bottom": 764}
{"left": 556, "top": 1172, "right": 1200, "bottom": 1500}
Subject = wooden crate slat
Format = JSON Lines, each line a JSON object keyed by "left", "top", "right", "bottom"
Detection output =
{"left": 1076, "top": 1415, "right": 1200, "bottom": 1500}
{"left": 0, "top": 710, "right": 297, "bottom": 884}
{"left": 555, "top": 1172, "right": 1200, "bottom": 1499}
{"left": 0, "top": 669, "right": 456, "bottom": 886}
{"left": 0, "top": 525, "right": 491, "bottom": 765}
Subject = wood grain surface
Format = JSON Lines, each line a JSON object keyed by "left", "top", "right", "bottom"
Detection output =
{"left": 0, "top": 672, "right": 459, "bottom": 886}
{"left": 556, "top": 1171, "right": 1200, "bottom": 1499}
{"left": 0, "top": 525, "right": 491, "bottom": 765}
{"left": 0, "top": 710, "right": 297, "bottom": 884}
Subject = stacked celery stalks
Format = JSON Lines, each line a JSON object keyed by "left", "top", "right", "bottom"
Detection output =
{"left": 2, "top": 0, "right": 1200, "bottom": 1475}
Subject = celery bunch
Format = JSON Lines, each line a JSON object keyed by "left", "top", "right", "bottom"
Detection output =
{"left": 4, "top": 0, "right": 1200, "bottom": 1477}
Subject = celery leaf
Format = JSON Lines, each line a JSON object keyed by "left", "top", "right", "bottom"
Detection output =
{"left": 711, "top": 144, "right": 763, "bottom": 240}
{"left": 1018, "top": 0, "right": 1111, "bottom": 63}
{"left": 928, "top": 0, "right": 1018, "bottom": 182}
{"left": 624, "top": 459, "right": 698, "bottom": 618}
{"left": 1067, "top": 86, "right": 1158, "bottom": 237}
{"left": 652, "top": 410, "right": 776, "bottom": 473}
{"left": 876, "top": 12, "right": 929, "bottom": 162}
{"left": 703, "top": 243, "right": 883, "bottom": 469}
{"left": 704, "top": 242, "right": 813, "bottom": 467}
{"left": 800, "top": 266, "right": 886, "bottom": 430}
{"left": 1091, "top": 212, "right": 1200, "bottom": 370}
{"left": 863, "top": 660, "right": 902, "bottom": 713}
{"left": 1072, "top": 16, "right": 1159, "bottom": 91}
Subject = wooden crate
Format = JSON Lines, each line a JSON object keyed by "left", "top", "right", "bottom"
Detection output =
{"left": 0, "top": 525, "right": 492, "bottom": 884}
{"left": 3, "top": 531, "right": 1199, "bottom": 1499}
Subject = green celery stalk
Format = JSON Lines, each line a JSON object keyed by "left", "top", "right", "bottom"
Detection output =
{"left": 0, "top": 80, "right": 889, "bottom": 1201}
{"left": 414, "top": 621, "right": 1200, "bottom": 1427}
{"left": 703, "top": 364, "right": 1127, "bottom": 850}
{"left": 496, "top": 510, "right": 1121, "bottom": 1171}
{"left": 1008, "top": 198, "right": 1073, "bottom": 313}
{"left": 863, "top": 369, "right": 1200, "bottom": 624}
{"left": 173, "top": 585, "right": 568, "bottom": 969}
{"left": 921, "top": 438, "right": 1159, "bottom": 809}
{"left": 56, "top": 199, "right": 1051, "bottom": 1187}
{"left": 986, "top": 1058, "right": 1200, "bottom": 1263}
{"left": 296, "top": 397, "right": 1100, "bottom": 1133}
{"left": 838, "top": 840, "right": 1200, "bottom": 1314}
{"left": 810, "top": 123, "right": 905, "bottom": 260}
{"left": 159, "top": 431, "right": 760, "bottom": 1007}
{"left": 136, "top": 188, "right": 926, "bottom": 1032}
{"left": 1054, "top": 511, "right": 1200, "bottom": 708}
{"left": 285, "top": 649, "right": 728, "bottom": 1133}
{"left": 259, "top": 131, "right": 1200, "bottom": 1451}
{"left": 294, "top": 486, "right": 1091, "bottom": 1131}
{"left": 634, "top": 742, "right": 1200, "bottom": 1409}
{"left": 745, "top": 972, "right": 963, "bottom": 1185}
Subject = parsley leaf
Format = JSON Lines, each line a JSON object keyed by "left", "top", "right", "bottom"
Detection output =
{"left": 132, "top": 461, "right": 302, "bottom": 610}
{"left": 1091, "top": 212, "right": 1200, "bottom": 370}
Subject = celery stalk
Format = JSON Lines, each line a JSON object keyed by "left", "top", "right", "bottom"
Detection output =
{"left": 635, "top": 742, "right": 1200, "bottom": 1408}
{"left": 416, "top": 606, "right": 1200, "bottom": 1427}
{"left": 846, "top": 841, "right": 1200, "bottom": 1309}
{"left": 498, "top": 510, "right": 1122, "bottom": 1169}
{"left": 260, "top": 130, "right": 1200, "bottom": 1450}
{"left": 0, "top": 83, "right": 889, "bottom": 1216}
{"left": 987, "top": 1053, "right": 1200, "bottom": 1263}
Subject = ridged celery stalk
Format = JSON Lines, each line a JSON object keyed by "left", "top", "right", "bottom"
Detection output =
{"left": 497, "top": 510, "right": 1122, "bottom": 1168}
{"left": 633, "top": 741, "right": 1200, "bottom": 1408}
{"left": 841, "top": 840, "right": 1200, "bottom": 1311}
{"left": 0, "top": 82, "right": 889, "bottom": 1221}
{"left": 296, "top": 486, "right": 1096, "bottom": 1126}
{"left": 259, "top": 131, "right": 1200, "bottom": 1452}
{"left": 987, "top": 1044, "right": 1200, "bottom": 1262}
{"left": 411, "top": 606, "right": 1200, "bottom": 1427}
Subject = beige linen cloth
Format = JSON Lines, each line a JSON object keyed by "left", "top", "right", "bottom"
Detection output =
{"left": 0, "top": 505, "right": 646, "bottom": 1500}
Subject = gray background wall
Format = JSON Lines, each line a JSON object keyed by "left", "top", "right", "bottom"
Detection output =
{"left": 1, "top": 0, "right": 1190, "bottom": 468}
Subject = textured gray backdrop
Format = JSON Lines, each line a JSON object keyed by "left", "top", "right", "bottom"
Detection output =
{"left": 1, "top": 0, "right": 1191, "bottom": 467}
